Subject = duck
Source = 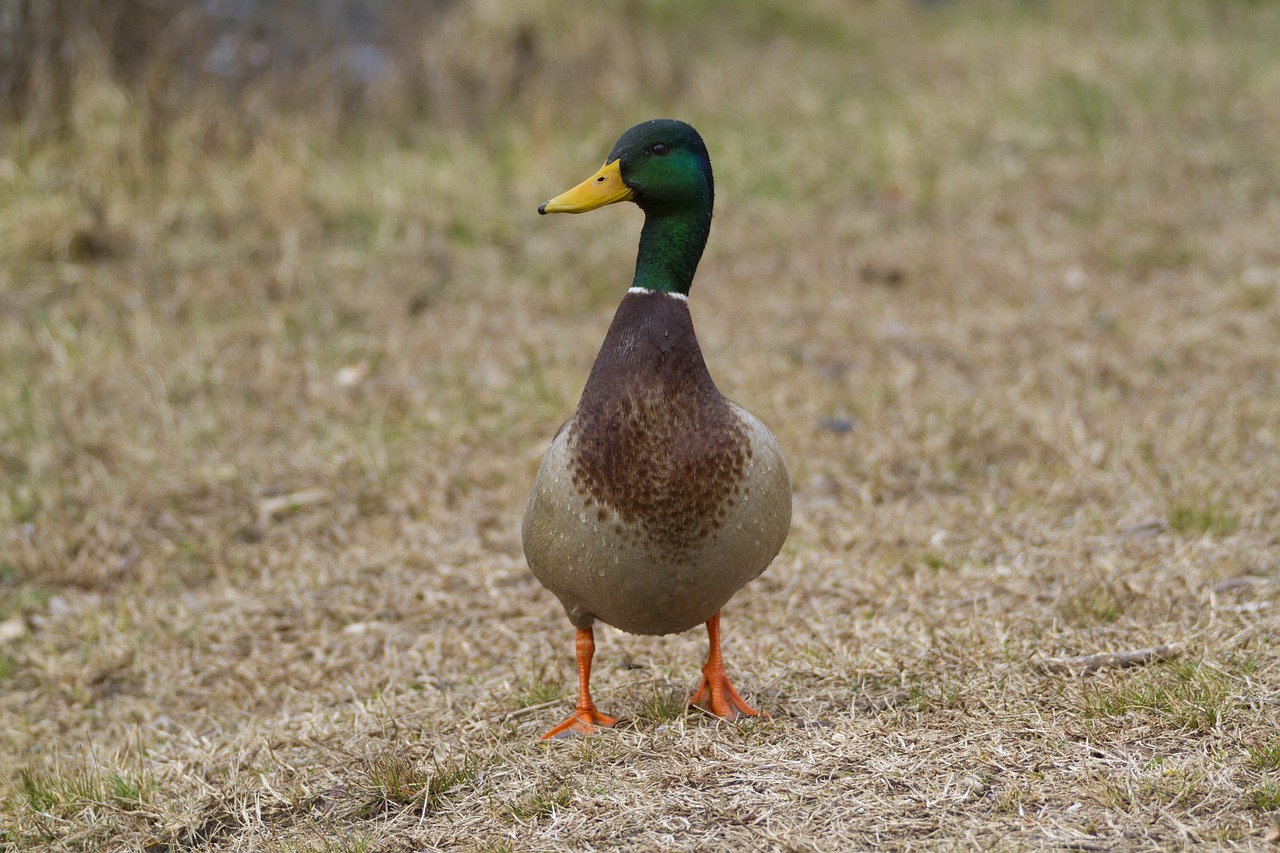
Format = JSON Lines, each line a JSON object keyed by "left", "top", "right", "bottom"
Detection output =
{"left": 523, "top": 119, "right": 792, "bottom": 739}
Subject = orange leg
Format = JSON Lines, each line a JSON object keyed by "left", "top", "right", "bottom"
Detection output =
{"left": 541, "top": 627, "right": 618, "bottom": 740}
{"left": 690, "top": 612, "right": 764, "bottom": 719}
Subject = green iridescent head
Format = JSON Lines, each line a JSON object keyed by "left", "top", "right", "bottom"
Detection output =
{"left": 540, "top": 119, "right": 714, "bottom": 217}
{"left": 540, "top": 120, "right": 715, "bottom": 295}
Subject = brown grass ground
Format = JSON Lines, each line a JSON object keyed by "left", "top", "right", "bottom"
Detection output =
{"left": 2, "top": 1, "right": 1279, "bottom": 850}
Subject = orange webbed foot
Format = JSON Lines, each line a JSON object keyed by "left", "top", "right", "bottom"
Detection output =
{"left": 690, "top": 667, "right": 763, "bottom": 720}
{"left": 540, "top": 626, "right": 616, "bottom": 740}
{"left": 541, "top": 704, "right": 618, "bottom": 740}
{"left": 689, "top": 611, "right": 767, "bottom": 721}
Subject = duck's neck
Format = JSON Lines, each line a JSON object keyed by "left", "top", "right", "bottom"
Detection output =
{"left": 630, "top": 207, "right": 711, "bottom": 296}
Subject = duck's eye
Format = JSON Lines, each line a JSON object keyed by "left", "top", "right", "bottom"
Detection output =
{"left": 650, "top": 143, "right": 668, "bottom": 156}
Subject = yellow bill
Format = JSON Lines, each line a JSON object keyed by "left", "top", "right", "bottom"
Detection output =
{"left": 539, "top": 159, "right": 633, "bottom": 214}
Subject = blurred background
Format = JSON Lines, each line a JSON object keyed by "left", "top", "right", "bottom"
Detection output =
{"left": 4, "top": 0, "right": 523, "bottom": 139}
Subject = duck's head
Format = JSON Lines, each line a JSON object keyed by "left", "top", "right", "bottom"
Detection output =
{"left": 539, "top": 119, "right": 713, "bottom": 218}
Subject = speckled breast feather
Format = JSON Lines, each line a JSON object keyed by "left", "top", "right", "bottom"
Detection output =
{"left": 567, "top": 290, "right": 751, "bottom": 559}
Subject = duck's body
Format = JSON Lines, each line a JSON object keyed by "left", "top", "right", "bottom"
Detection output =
{"left": 525, "top": 120, "right": 791, "bottom": 739}
{"left": 524, "top": 288, "right": 790, "bottom": 637}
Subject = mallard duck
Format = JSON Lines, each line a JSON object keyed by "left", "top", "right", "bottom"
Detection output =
{"left": 524, "top": 119, "right": 791, "bottom": 739}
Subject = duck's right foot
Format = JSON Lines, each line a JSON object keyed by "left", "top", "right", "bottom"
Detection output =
{"left": 541, "top": 704, "right": 618, "bottom": 740}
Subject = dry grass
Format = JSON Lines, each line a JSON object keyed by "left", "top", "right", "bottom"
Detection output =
{"left": 3, "top": 1, "right": 1280, "bottom": 849}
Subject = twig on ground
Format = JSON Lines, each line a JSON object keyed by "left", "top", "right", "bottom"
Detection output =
{"left": 256, "top": 489, "right": 332, "bottom": 523}
{"left": 1032, "top": 644, "right": 1185, "bottom": 675}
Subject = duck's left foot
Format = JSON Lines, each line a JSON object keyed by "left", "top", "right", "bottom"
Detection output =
{"left": 690, "top": 667, "right": 763, "bottom": 719}
{"left": 689, "top": 612, "right": 767, "bottom": 720}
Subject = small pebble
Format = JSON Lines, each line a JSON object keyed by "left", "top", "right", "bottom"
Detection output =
{"left": 818, "top": 417, "right": 856, "bottom": 434}
{"left": 0, "top": 616, "right": 26, "bottom": 643}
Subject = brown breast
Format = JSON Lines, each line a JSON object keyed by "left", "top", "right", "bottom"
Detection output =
{"left": 567, "top": 290, "right": 752, "bottom": 560}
